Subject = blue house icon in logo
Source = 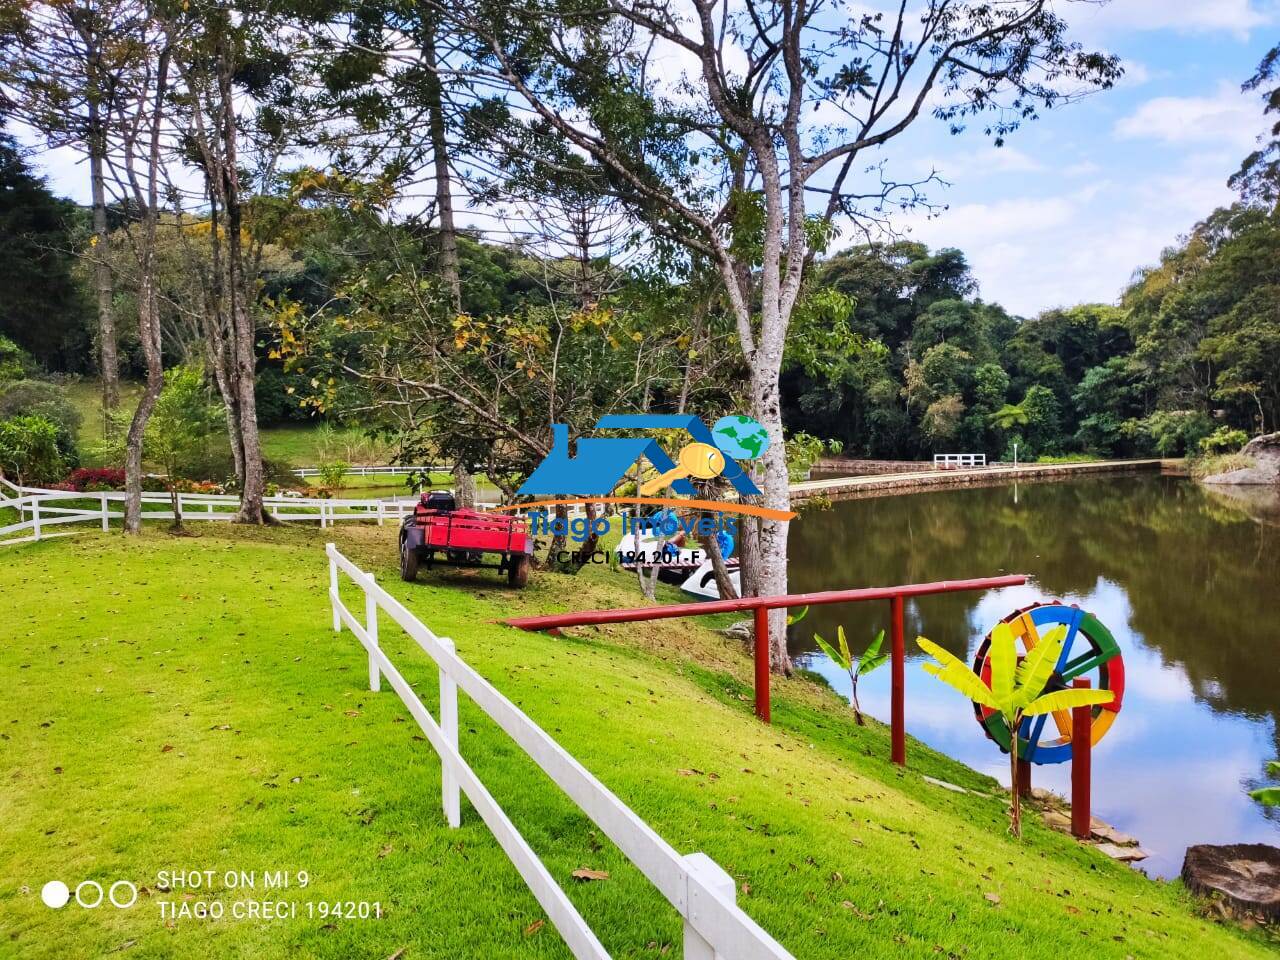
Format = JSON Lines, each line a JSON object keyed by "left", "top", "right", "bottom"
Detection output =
{"left": 517, "top": 415, "right": 762, "bottom": 497}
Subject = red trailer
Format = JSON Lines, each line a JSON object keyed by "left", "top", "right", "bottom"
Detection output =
{"left": 399, "top": 492, "right": 534, "bottom": 587}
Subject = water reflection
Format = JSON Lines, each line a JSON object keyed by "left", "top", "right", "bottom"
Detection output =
{"left": 788, "top": 476, "right": 1280, "bottom": 878}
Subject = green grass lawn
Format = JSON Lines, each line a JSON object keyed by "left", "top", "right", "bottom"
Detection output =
{"left": 1, "top": 524, "right": 1272, "bottom": 960}
{"left": 64, "top": 379, "right": 391, "bottom": 473}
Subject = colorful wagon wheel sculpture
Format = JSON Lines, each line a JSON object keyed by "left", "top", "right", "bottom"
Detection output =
{"left": 970, "top": 601, "right": 1125, "bottom": 765}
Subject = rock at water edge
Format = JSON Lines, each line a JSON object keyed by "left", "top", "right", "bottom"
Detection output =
{"left": 1201, "top": 431, "right": 1280, "bottom": 485}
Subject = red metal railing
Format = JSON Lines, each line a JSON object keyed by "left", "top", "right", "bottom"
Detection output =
{"left": 504, "top": 574, "right": 1027, "bottom": 766}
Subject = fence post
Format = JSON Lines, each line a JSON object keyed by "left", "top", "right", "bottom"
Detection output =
{"left": 1071, "top": 678, "right": 1092, "bottom": 839}
{"left": 439, "top": 636, "right": 461, "bottom": 828}
{"left": 752, "top": 606, "right": 770, "bottom": 723}
{"left": 100, "top": 493, "right": 109, "bottom": 531}
{"left": 682, "top": 852, "right": 736, "bottom": 960}
{"left": 890, "top": 594, "right": 906, "bottom": 766}
{"left": 364, "top": 571, "right": 380, "bottom": 692}
{"left": 31, "top": 497, "right": 41, "bottom": 541}
{"left": 377, "top": 500, "right": 384, "bottom": 526}
{"left": 328, "top": 545, "right": 340, "bottom": 632}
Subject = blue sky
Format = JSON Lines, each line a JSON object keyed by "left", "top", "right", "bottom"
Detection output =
{"left": 876, "top": 0, "right": 1278, "bottom": 315}
{"left": 20, "top": 1, "right": 1278, "bottom": 319}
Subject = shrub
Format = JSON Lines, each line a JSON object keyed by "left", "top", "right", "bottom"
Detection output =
{"left": 63, "top": 467, "right": 126, "bottom": 491}
{"left": 0, "top": 414, "right": 66, "bottom": 485}
{"left": 1199, "top": 426, "right": 1250, "bottom": 455}
{"left": 785, "top": 432, "right": 843, "bottom": 481}
{"left": 1138, "top": 410, "right": 1214, "bottom": 457}
{"left": 1190, "top": 452, "right": 1255, "bottom": 480}
{"left": 0, "top": 335, "right": 36, "bottom": 384}
{"left": 317, "top": 459, "right": 349, "bottom": 492}
{"left": 0, "top": 379, "right": 80, "bottom": 466}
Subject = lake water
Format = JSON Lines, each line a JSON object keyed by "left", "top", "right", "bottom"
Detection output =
{"left": 788, "top": 475, "right": 1280, "bottom": 878}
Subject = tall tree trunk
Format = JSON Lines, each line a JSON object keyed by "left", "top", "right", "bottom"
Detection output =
{"left": 751, "top": 361, "right": 792, "bottom": 673}
{"left": 75, "top": 12, "right": 118, "bottom": 412}
{"left": 123, "top": 267, "right": 162, "bottom": 534}
{"left": 88, "top": 137, "right": 117, "bottom": 411}
{"left": 424, "top": 15, "right": 461, "bottom": 312}
{"left": 202, "top": 189, "right": 246, "bottom": 486}
{"left": 452, "top": 461, "right": 476, "bottom": 508}
{"left": 215, "top": 39, "right": 271, "bottom": 524}
{"left": 122, "top": 46, "right": 171, "bottom": 534}
{"left": 546, "top": 501, "right": 568, "bottom": 569}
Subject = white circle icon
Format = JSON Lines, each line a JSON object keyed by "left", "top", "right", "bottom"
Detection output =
{"left": 108, "top": 880, "right": 138, "bottom": 909}
{"left": 75, "top": 880, "right": 104, "bottom": 909}
{"left": 41, "top": 881, "right": 70, "bottom": 909}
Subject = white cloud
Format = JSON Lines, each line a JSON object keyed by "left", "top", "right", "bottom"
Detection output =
{"left": 1115, "top": 82, "right": 1268, "bottom": 150}
{"left": 1058, "top": 0, "right": 1275, "bottom": 40}
{"left": 870, "top": 147, "right": 1239, "bottom": 316}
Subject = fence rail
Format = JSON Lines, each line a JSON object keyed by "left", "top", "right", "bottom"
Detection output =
{"left": 0, "top": 478, "right": 420, "bottom": 546}
{"left": 292, "top": 464, "right": 446, "bottom": 478}
{"left": 933, "top": 453, "right": 987, "bottom": 469}
{"left": 325, "top": 543, "right": 794, "bottom": 960}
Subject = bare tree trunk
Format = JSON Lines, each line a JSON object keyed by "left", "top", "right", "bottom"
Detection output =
{"left": 752, "top": 362, "right": 793, "bottom": 673}
{"left": 122, "top": 46, "right": 171, "bottom": 534}
{"left": 70, "top": 9, "right": 118, "bottom": 412}
{"left": 124, "top": 273, "right": 162, "bottom": 534}
{"left": 202, "top": 191, "right": 245, "bottom": 486}
{"left": 88, "top": 137, "right": 117, "bottom": 411}
{"left": 452, "top": 461, "right": 476, "bottom": 508}
{"left": 635, "top": 557, "right": 658, "bottom": 600}
{"left": 699, "top": 523, "right": 738, "bottom": 600}
{"left": 424, "top": 15, "right": 461, "bottom": 313}
{"left": 168, "top": 483, "right": 183, "bottom": 530}
{"left": 213, "top": 40, "right": 271, "bottom": 524}
{"left": 546, "top": 501, "right": 568, "bottom": 570}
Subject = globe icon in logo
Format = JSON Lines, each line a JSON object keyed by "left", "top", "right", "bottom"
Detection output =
{"left": 711, "top": 415, "right": 770, "bottom": 461}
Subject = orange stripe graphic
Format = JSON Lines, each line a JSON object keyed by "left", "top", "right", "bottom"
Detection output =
{"left": 489, "top": 496, "right": 796, "bottom": 521}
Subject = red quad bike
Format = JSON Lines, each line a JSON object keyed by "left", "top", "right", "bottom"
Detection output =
{"left": 399, "top": 491, "right": 534, "bottom": 588}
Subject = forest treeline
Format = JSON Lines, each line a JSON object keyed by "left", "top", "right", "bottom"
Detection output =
{"left": 2, "top": 128, "right": 1274, "bottom": 467}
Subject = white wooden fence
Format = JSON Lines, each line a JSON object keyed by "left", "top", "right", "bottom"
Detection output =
{"left": 292, "top": 464, "right": 446, "bottom": 478}
{"left": 0, "top": 478, "right": 419, "bottom": 546}
{"left": 932, "top": 453, "right": 987, "bottom": 469}
{"left": 325, "top": 543, "right": 794, "bottom": 960}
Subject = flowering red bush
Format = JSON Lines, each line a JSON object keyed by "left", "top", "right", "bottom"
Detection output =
{"left": 62, "top": 467, "right": 126, "bottom": 491}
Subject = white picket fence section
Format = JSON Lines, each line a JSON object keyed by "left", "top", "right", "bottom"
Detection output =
{"left": 292, "top": 463, "right": 447, "bottom": 478}
{"left": 325, "top": 543, "right": 794, "bottom": 960}
{"left": 933, "top": 453, "right": 987, "bottom": 469}
{"left": 0, "top": 477, "right": 419, "bottom": 546}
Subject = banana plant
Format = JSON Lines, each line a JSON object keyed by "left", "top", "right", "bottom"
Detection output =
{"left": 917, "top": 623, "right": 1115, "bottom": 837}
{"left": 1250, "top": 761, "right": 1280, "bottom": 807}
{"left": 813, "top": 626, "right": 888, "bottom": 726}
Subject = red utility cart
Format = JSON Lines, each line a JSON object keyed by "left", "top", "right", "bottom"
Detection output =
{"left": 399, "top": 491, "right": 534, "bottom": 587}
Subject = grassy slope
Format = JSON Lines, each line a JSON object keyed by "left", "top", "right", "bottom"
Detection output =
{"left": 0, "top": 525, "right": 1271, "bottom": 960}
{"left": 64, "top": 379, "right": 342, "bottom": 470}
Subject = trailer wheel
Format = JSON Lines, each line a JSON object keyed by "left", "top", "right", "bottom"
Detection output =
{"left": 401, "top": 543, "right": 419, "bottom": 582}
{"left": 508, "top": 554, "right": 530, "bottom": 588}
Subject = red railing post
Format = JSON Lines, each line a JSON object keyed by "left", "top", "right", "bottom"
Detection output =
{"left": 753, "top": 606, "right": 771, "bottom": 723}
{"left": 1071, "top": 677, "right": 1092, "bottom": 839}
{"left": 890, "top": 594, "right": 905, "bottom": 766}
